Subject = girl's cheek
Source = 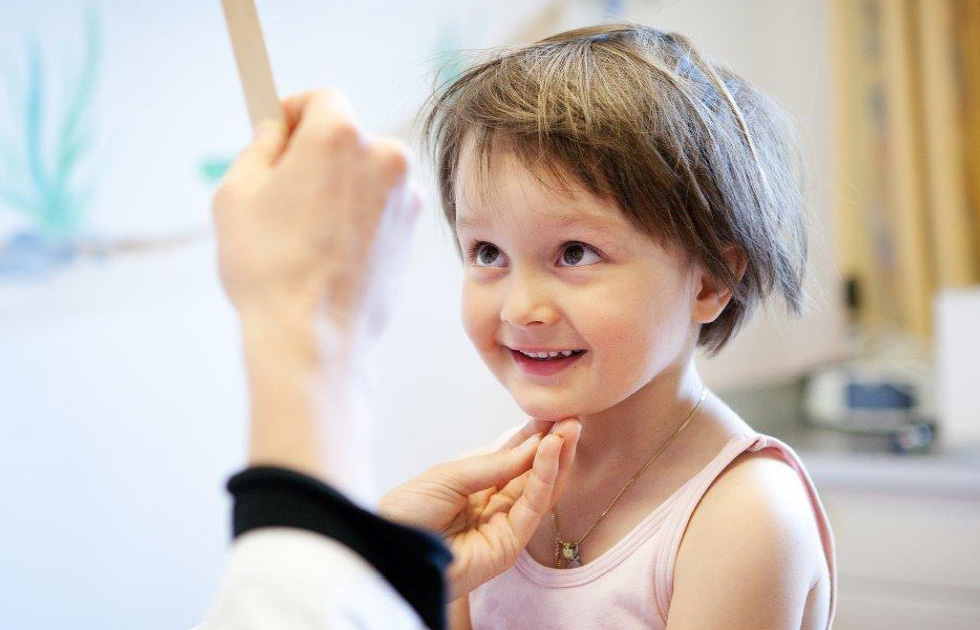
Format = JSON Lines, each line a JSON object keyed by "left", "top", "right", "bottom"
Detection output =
{"left": 460, "top": 286, "right": 494, "bottom": 348}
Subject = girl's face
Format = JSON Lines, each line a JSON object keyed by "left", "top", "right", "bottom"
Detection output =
{"left": 454, "top": 144, "right": 700, "bottom": 422}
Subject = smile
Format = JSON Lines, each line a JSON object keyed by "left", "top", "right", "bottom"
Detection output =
{"left": 510, "top": 348, "right": 587, "bottom": 376}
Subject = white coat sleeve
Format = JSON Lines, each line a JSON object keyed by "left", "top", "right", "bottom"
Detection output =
{"left": 193, "top": 528, "right": 426, "bottom": 630}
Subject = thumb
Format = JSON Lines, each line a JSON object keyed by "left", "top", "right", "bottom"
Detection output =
{"left": 249, "top": 118, "right": 288, "bottom": 166}
{"left": 226, "top": 118, "right": 288, "bottom": 182}
{"left": 442, "top": 433, "right": 543, "bottom": 497}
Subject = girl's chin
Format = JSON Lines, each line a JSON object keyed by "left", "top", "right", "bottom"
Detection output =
{"left": 511, "top": 397, "right": 579, "bottom": 422}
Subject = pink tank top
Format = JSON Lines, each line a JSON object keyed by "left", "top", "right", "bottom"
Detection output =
{"left": 469, "top": 431, "right": 837, "bottom": 629}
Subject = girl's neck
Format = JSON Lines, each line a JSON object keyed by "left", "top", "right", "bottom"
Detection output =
{"left": 572, "top": 356, "right": 708, "bottom": 475}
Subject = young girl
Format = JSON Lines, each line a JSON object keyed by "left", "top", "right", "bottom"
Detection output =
{"left": 422, "top": 23, "right": 837, "bottom": 629}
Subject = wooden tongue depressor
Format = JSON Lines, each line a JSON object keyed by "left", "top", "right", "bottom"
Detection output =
{"left": 220, "top": 0, "right": 284, "bottom": 129}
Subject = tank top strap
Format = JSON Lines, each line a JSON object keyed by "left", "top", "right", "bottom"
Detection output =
{"left": 651, "top": 432, "right": 766, "bottom": 624}
{"left": 743, "top": 434, "right": 838, "bottom": 629}
{"left": 651, "top": 432, "right": 837, "bottom": 630}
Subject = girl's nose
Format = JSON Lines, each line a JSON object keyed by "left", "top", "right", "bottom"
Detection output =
{"left": 499, "top": 272, "right": 558, "bottom": 327}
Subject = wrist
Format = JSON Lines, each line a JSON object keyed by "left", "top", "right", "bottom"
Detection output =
{"left": 446, "top": 562, "right": 475, "bottom": 602}
{"left": 376, "top": 491, "right": 425, "bottom": 533}
{"left": 240, "top": 310, "right": 376, "bottom": 502}
{"left": 239, "top": 305, "right": 366, "bottom": 369}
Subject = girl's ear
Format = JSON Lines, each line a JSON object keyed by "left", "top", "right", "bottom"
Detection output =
{"left": 691, "top": 245, "right": 748, "bottom": 324}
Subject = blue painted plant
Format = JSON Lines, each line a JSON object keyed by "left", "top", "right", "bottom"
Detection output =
{"left": 0, "top": 7, "right": 102, "bottom": 278}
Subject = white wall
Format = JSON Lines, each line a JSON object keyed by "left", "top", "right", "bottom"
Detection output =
{"left": 0, "top": 1, "right": 842, "bottom": 628}
{"left": 635, "top": 0, "right": 845, "bottom": 388}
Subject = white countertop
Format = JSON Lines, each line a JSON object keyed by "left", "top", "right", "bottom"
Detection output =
{"left": 768, "top": 423, "right": 980, "bottom": 499}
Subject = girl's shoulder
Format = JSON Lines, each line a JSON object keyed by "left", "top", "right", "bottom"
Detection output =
{"left": 668, "top": 435, "right": 833, "bottom": 629}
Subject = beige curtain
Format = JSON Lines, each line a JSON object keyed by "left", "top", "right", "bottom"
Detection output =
{"left": 831, "top": 0, "right": 980, "bottom": 341}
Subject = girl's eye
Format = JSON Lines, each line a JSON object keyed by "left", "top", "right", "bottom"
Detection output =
{"left": 466, "top": 241, "right": 602, "bottom": 268}
{"left": 468, "top": 242, "right": 506, "bottom": 267}
{"left": 558, "top": 242, "right": 602, "bottom": 267}
{"left": 469, "top": 241, "right": 500, "bottom": 267}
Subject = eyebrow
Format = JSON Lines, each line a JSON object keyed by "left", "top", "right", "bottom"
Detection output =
{"left": 455, "top": 213, "right": 621, "bottom": 235}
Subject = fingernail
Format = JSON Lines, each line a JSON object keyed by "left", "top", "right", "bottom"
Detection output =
{"left": 546, "top": 434, "right": 564, "bottom": 447}
{"left": 547, "top": 418, "right": 573, "bottom": 434}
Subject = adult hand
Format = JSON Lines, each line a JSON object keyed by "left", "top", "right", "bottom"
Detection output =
{"left": 379, "top": 418, "right": 582, "bottom": 601}
{"left": 213, "top": 88, "right": 420, "bottom": 348}
{"left": 211, "top": 89, "right": 421, "bottom": 490}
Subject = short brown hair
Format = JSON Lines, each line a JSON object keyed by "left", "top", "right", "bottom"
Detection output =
{"left": 421, "top": 23, "right": 809, "bottom": 357}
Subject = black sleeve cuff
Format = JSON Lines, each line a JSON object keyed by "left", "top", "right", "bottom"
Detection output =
{"left": 227, "top": 466, "right": 453, "bottom": 630}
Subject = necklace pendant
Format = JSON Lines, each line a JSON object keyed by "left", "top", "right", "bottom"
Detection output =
{"left": 559, "top": 541, "right": 581, "bottom": 568}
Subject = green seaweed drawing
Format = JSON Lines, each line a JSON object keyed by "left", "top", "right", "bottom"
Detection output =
{"left": 0, "top": 6, "right": 102, "bottom": 242}
{"left": 198, "top": 156, "right": 233, "bottom": 184}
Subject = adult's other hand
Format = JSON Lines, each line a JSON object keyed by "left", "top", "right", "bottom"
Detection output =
{"left": 379, "top": 418, "right": 582, "bottom": 601}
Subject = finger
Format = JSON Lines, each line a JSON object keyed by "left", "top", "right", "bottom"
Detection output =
{"left": 281, "top": 90, "right": 317, "bottom": 135}
{"left": 479, "top": 469, "right": 530, "bottom": 524}
{"left": 547, "top": 419, "right": 582, "bottom": 503}
{"left": 497, "top": 419, "right": 555, "bottom": 452}
{"left": 469, "top": 486, "right": 497, "bottom": 512}
{"left": 286, "top": 88, "right": 357, "bottom": 125}
{"left": 493, "top": 418, "right": 576, "bottom": 508}
{"left": 507, "top": 434, "right": 563, "bottom": 545}
{"left": 223, "top": 117, "right": 288, "bottom": 184}
{"left": 222, "top": 89, "right": 320, "bottom": 185}
{"left": 287, "top": 89, "right": 365, "bottom": 157}
{"left": 369, "top": 136, "right": 414, "bottom": 188}
{"left": 435, "top": 432, "right": 543, "bottom": 497}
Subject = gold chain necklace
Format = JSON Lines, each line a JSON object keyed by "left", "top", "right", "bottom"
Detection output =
{"left": 551, "top": 385, "right": 707, "bottom": 568}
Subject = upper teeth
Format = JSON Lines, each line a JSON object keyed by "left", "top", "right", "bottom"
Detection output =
{"left": 519, "top": 350, "right": 578, "bottom": 358}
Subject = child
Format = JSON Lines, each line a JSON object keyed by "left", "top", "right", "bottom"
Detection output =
{"left": 422, "top": 23, "right": 837, "bottom": 629}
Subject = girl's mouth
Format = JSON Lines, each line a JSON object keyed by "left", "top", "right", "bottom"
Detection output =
{"left": 510, "top": 349, "right": 587, "bottom": 376}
